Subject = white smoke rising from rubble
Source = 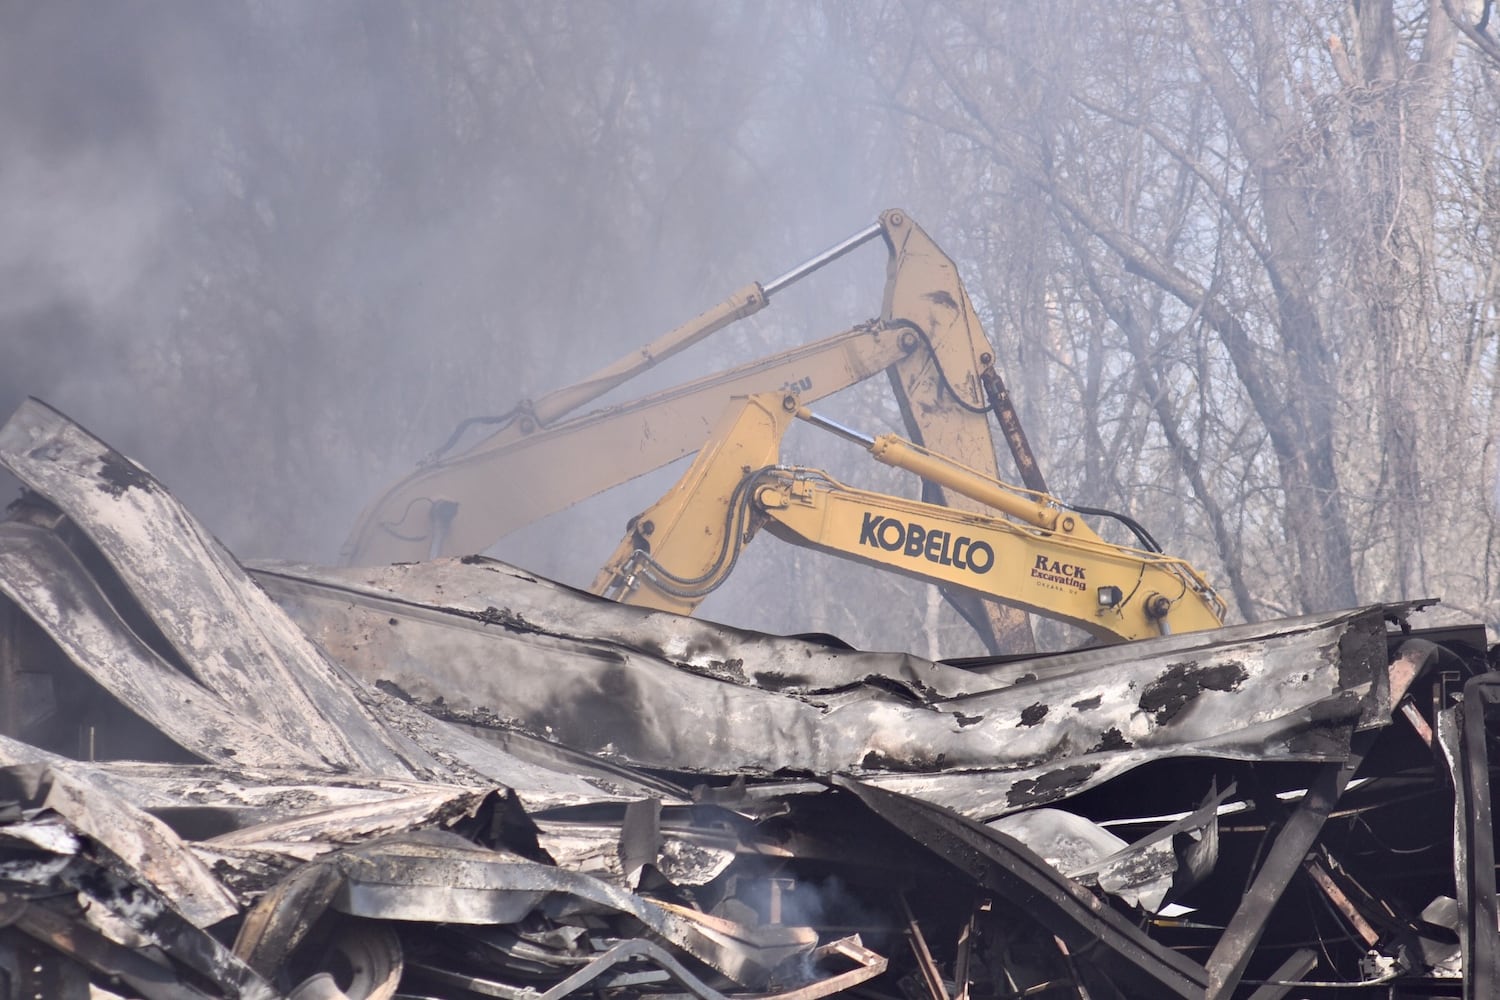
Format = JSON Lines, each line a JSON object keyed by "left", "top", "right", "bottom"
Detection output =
{"left": 0, "top": 1, "right": 996, "bottom": 653}
{"left": 0, "top": 155, "right": 169, "bottom": 321}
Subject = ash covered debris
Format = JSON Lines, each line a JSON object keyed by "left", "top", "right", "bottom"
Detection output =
{"left": 0, "top": 396, "right": 1493, "bottom": 998}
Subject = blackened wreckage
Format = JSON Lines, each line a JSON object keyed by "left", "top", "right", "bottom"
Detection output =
{"left": 0, "top": 397, "right": 1493, "bottom": 998}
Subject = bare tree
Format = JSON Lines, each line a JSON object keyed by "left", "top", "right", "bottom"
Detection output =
{"left": 845, "top": 0, "right": 1500, "bottom": 626}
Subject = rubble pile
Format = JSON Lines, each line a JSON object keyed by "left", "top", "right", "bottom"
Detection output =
{"left": 0, "top": 397, "right": 1491, "bottom": 998}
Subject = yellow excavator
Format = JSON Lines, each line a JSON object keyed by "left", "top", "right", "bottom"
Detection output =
{"left": 343, "top": 210, "right": 1051, "bottom": 651}
{"left": 592, "top": 393, "right": 1225, "bottom": 643}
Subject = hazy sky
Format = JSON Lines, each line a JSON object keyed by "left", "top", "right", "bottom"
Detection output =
{"left": 1, "top": 4, "right": 911, "bottom": 562}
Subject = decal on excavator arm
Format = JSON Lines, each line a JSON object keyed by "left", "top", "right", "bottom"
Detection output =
{"left": 1031, "top": 556, "right": 1087, "bottom": 592}
{"left": 781, "top": 375, "right": 814, "bottom": 394}
{"left": 857, "top": 512, "right": 994, "bottom": 574}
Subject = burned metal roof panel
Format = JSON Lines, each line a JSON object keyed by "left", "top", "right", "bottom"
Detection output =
{"left": 255, "top": 557, "right": 1408, "bottom": 820}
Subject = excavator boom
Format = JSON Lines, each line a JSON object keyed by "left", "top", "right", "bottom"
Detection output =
{"left": 593, "top": 393, "right": 1225, "bottom": 643}
{"left": 343, "top": 210, "right": 1046, "bottom": 652}
{"left": 344, "top": 211, "right": 1004, "bottom": 563}
{"left": 342, "top": 320, "right": 914, "bottom": 561}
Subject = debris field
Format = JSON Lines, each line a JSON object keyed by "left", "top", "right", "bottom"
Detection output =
{"left": 0, "top": 397, "right": 1494, "bottom": 998}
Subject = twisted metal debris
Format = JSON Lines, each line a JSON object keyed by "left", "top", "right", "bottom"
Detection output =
{"left": 0, "top": 398, "right": 1492, "bottom": 998}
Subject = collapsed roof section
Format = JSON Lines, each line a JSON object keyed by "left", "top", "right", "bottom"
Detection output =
{"left": 0, "top": 396, "right": 1491, "bottom": 999}
{"left": 253, "top": 556, "right": 1402, "bottom": 820}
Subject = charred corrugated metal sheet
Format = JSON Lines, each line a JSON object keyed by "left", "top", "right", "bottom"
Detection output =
{"left": 252, "top": 557, "right": 1409, "bottom": 821}
{"left": 0, "top": 398, "right": 1495, "bottom": 998}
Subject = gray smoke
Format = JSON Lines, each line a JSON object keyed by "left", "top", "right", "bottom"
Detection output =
{"left": 1, "top": 2, "right": 994, "bottom": 653}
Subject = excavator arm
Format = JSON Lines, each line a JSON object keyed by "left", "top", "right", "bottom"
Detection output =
{"left": 342, "top": 210, "right": 1041, "bottom": 651}
{"left": 592, "top": 394, "right": 1224, "bottom": 643}
{"left": 344, "top": 211, "right": 1022, "bottom": 563}
{"left": 342, "top": 319, "right": 916, "bottom": 560}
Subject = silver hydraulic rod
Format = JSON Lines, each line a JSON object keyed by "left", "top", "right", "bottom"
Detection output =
{"left": 798, "top": 404, "right": 1062, "bottom": 530}
{"left": 796, "top": 406, "right": 875, "bottom": 448}
{"left": 521, "top": 221, "right": 885, "bottom": 431}
{"left": 763, "top": 222, "right": 883, "bottom": 298}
